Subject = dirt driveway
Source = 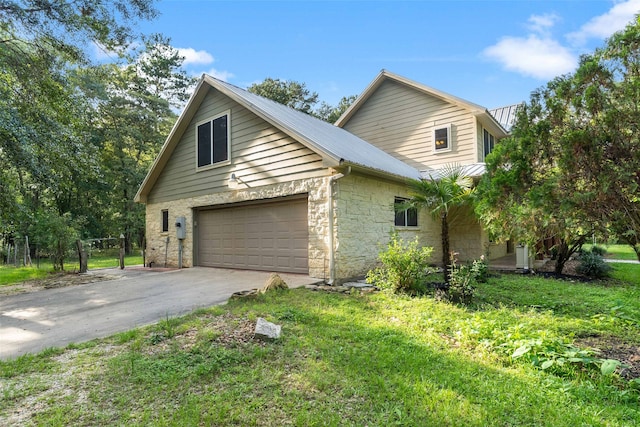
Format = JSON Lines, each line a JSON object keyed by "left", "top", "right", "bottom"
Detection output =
{"left": 0, "top": 267, "right": 320, "bottom": 360}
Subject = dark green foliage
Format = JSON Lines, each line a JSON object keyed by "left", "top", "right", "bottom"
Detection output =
{"left": 577, "top": 251, "right": 613, "bottom": 279}
{"left": 477, "top": 17, "right": 640, "bottom": 270}
{"left": 366, "top": 232, "right": 436, "bottom": 293}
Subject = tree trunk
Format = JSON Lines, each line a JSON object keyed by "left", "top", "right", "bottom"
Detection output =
{"left": 76, "top": 239, "right": 87, "bottom": 273}
{"left": 441, "top": 212, "right": 450, "bottom": 283}
{"left": 554, "top": 240, "right": 570, "bottom": 275}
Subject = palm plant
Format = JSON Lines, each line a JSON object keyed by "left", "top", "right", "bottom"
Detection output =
{"left": 404, "top": 164, "right": 475, "bottom": 283}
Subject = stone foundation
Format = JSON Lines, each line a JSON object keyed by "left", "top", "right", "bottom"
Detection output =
{"left": 144, "top": 176, "right": 331, "bottom": 278}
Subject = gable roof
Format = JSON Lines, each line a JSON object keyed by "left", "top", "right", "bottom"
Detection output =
{"left": 335, "top": 70, "right": 508, "bottom": 137}
{"left": 489, "top": 103, "right": 522, "bottom": 132}
{"left": 135, "top": 75, "right": 421, "bottom": 202}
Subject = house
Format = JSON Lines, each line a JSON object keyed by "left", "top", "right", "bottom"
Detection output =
{"left": 135, "top": 70, "right": 511, "bottom": 283}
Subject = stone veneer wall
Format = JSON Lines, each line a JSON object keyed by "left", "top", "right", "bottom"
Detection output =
{"left": 331, "top": 174, "right": 504, "bottom": 281}
{"left": 448, "top": 206, "right": 509, "bottom": 262}
{"left": 144, "top": 176, "right": 331, "bottom": 278}
{"left": 332, "top": 173, "right": 440, "bottom": 281}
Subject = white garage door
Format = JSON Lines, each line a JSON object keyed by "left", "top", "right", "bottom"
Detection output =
{"left": 197, "top": 197, "right": 309, "bottom": 274}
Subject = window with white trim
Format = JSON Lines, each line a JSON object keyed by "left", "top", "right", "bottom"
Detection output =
{"left": 483, "top": 128, "right": 495, "bottom": 160}
{"left": 394, "top": 197, "right": 418, "bottom": 227}
{"left": 197, "top": 111, "right": 230, "bottom": 168}
{"left": 433, "top": 124, "right": 452, "bottom": 152}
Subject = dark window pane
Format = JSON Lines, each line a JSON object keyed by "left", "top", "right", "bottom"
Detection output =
{"left": 197, "top": 122, "right": 212, "bottom": 167}
{"left": 435, "top": 127, "right": 448, "bottom": 150}
{"left": 394, "top": 198, "right": 405, "bottom": 226}
{"left": 483, "top": 129, "right": 490, "bottom": 159}
{"left": 212, "top": 115, "right": 228, "bottom": 163}
{"left": 407, "top": 207, "right": 418, "bottom": 227}
{"left": 161, "top": 210, "right": 169, "bottom": 232}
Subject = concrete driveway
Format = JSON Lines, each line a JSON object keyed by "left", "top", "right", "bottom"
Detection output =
{"left": 0, "top": 267, "right": 321, "bottom": 360}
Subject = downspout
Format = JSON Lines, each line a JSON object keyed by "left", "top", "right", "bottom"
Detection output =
{"left": 327, "top": 166, "right": 351, "bottom": 285}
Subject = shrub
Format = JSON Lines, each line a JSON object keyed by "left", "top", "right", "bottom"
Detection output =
{"left": 447, "top": 257, "right": 476, "bottom": 304}
{"left": 469, "top": 256, "right": 489, "bottom": 283}
{"left": 576, "top": 251, "right": 612, "bottom": 278}
{"left": 366, "top": 232, "right": 436, "bottom": 293}
{"left": 590, "top": 245, "right": 607, "bottom": 256}
{"left": 445, "top": 255, "right": 488, "bottom": 304}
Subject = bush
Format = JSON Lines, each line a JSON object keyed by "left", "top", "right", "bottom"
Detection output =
{"left": 590, "top": 245, "right": 607, "bottom": 256}
{"left": 576, "top": 251, "right": 612, "bottom": 278}
{"left": 366, "top": 232, "right": 436, "bottom": 293}
{"left": 447, "top": 259, "right": 475, "bottom": 304}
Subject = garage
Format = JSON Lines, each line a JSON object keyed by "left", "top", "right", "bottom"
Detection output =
{"left": 196, "top": 197, "right": 309, "bottom": 273}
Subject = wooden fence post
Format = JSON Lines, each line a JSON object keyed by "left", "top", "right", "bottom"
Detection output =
{"left": 119, "top": 234, "right": 125, "bottom": 269}
{"left": 76, "top": 240, "right": 88, "bottom": 273}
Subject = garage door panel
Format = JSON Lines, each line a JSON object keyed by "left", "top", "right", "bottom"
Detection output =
{"left": 198, "top": 198, "right": 309, "bottom": 274}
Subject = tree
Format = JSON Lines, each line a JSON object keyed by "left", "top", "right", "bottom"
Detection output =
{"left": 75, "top": 35, "right": 195, "bottom": 253}
{"left": 475, "top": 116, "right": 592, "bottom": 274}
{"left": 477, "top": 16, "right": 640, "bottom": 267}
{"left": 248, "top": 78, "right": 319, "bottom": 114}
{"left": 315, "top": 95, "right": 357, "bottom": 123}
{"left": 247, "top": 77, "right": 356, "bottom": 122}
{"left": 0, "top": 1, "right": 157, "bottom": 62}
{"left": 554, "top": 18, "right": 640, "bottom": 260}
{"left": 403, "top": 164, "right": 475, "bottom": 283}
{"left": 0, "top": 0, "right": 158, "bottom": 249}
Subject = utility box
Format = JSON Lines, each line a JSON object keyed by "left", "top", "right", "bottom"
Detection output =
{"left": 175, "top": 216, "right": 186, "bottom": 240}
{"left": 515, "top": 244, "right": 530, "bottom": 270}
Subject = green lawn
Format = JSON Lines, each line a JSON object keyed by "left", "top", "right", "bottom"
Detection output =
{"left": 1, "top": 265, "right": 639, "bottom": 426}
{"left": 586, "top": 243, "right": 639, "bottom": 261}
{"left": 0, "top": 255, "right": 144, "bottom": 286}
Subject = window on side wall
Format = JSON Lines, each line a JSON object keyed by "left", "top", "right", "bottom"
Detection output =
{"left": 433, "top": 124, "right": 452, "bottom": 153}
{"left": 161, "top": 209, "right": 169, "bottom": 233}
{"left": 197, "top": 111, "right": 230, "bottom": 168}
{"left": 483, "top": 128, "right": 495, "bottom": 160}
{"left": 394, "top": 197, "right": 418, "bottom": 227}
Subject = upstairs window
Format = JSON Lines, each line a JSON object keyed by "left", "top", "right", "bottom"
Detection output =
{"left": 434, "top": 124, "right": 452, "bottom": 152}
{"left": 161, "top": 209, "right": 169, "bottom": 233}
{"left": 197, "top": 112, "right": 230, "bottom": 168}
{"left": 394, "top": 197, "right": 418, "bottom": 227}
{"left": 483, "top": 128, "right": 495, "bottom": 160}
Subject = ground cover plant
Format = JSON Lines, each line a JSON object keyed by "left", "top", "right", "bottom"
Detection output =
{"left": 1, "top": 264, "right": 638, "bottom": 426}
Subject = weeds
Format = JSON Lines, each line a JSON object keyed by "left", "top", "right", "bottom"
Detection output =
{"left": 366, "top": 232, "right": 436, "bottom": 294}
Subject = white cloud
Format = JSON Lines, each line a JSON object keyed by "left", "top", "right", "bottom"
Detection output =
{"left": 205, "top": 68, "right": 234, "bottom": 81}
{"left": 483, "top": 35, "right": 577, "bottom": 80}
{"left": 177, "top": 48, "right": 214, "bottom": 65}
{"left": 568, "top": 0, "right": 640, "bottom": 44}
{"left": 527, "top": 13, "right": 561, "bottom": 37}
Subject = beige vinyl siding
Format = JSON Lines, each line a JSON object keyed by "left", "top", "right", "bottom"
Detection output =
{"left": 342, "top": 80, "right": 478, "bottom": 169}
{"left": 148, "top": 89, "right": 326, "bottom": 204}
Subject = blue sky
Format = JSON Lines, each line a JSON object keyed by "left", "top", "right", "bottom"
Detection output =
{"left": 128, "top": 0, "right": 639, "bottom": 110}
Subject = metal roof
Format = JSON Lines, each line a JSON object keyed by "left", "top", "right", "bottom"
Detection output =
{"left": 206, "top": 75, "right": 421, "bottom": 180}
{"left": 489, "top": 103, "right": 522, "bottom": 132}
{"left": 420, "top": 163, "right": 487, "bottom": 180}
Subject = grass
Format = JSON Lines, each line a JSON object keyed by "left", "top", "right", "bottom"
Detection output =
{"left": 1, "top": 265, "right": 639, "bottom": 426}
{"left": 586, "top": 243, "right": 639, "bottom": 261}
{"left": 0, "top": 254, "right": 144, "bottom": 286}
